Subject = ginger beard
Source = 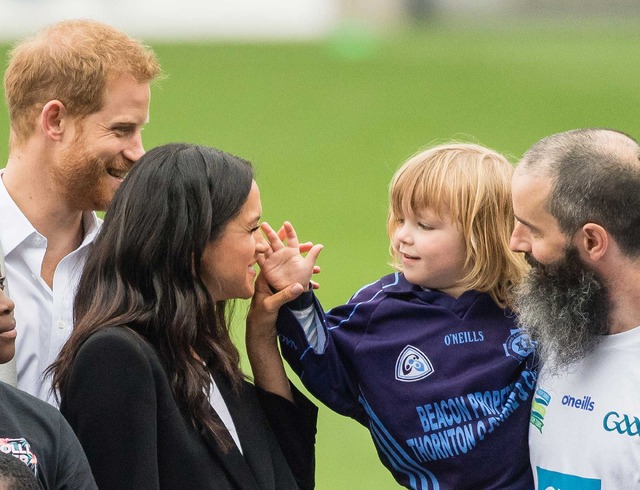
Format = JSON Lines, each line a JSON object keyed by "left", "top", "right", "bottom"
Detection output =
{"left": 514, "top": 246, "right": 609, "bottom": 373}
{"left": 54, "top": 129, "right": 131, "bottom": 212}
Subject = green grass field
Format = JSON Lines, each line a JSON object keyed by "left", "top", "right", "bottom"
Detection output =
{"left": 2, "top": 18, "right": 640, "bottom": 488}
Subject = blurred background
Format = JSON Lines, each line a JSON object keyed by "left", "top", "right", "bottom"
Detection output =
{"left": 1, "top": 1, "right": 639, "bottom": 488}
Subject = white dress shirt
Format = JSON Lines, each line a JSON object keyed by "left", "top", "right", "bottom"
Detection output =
{"left": 0, "top": 237, "right": 16, "bottom": 386}
{"left": 0, "top": 171, "right": 101, "bottom": 404}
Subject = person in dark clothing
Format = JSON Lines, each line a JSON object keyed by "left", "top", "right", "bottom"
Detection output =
{"left": 49, "top": 143, "right": 317, "bottom": 489}
{"left": 0, "top": 275, "right": 97, "bottom": 489}
{"left": 0, "top": 450, "right": 39, "bottom": 490}
{"left": 257, "top": 143, "right": 536, "bottom": 489}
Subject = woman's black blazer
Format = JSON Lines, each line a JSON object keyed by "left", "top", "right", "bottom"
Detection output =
{"left": 60, "top": 327, "right": 317, "bottom": 489}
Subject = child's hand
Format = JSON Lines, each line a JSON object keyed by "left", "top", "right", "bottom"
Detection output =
{"left": 258, "top": 221, "right": 323, "bottom": 292}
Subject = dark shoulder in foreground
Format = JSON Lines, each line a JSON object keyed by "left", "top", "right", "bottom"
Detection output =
{"left": 0, "top": 381, "right": 98, "bottom": 489}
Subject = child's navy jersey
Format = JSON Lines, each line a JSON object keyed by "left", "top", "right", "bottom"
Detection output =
{"left": 277, "top": 272, "right": 536, "bottom": 490}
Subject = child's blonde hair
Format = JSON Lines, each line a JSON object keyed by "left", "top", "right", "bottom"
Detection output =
{"left": 387, "top": 142, "right": 528, "bottom": 308}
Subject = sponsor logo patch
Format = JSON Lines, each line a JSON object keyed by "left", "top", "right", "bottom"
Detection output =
{"left": 395, "top": 345, "right": 433, "bottom": 382}
{"left": 537, "top": 467, "right": 601, "bottom": 489}
{"left": 530, "top": 388, "right": 551, "bottom": 433}
{"left": 603, "top": 411, "right": 640, "bottom": 437}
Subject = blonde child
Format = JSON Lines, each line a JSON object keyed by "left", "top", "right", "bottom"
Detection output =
{"left": 257, "top": 143, "right": 536, "bottom": 489}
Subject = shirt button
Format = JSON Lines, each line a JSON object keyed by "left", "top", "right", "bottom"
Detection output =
{"left": 57, "top": 320, "right": 67, "bottom": 330}
{"left": 33, "top": 235, "right": 44, "bottom": 245}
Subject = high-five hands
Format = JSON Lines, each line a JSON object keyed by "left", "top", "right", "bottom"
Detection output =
{"left": 246, "top": 221, "right": 322, "bottom": 401}
{"left": 258, "top": 221, "right": 323, "bottom": 293}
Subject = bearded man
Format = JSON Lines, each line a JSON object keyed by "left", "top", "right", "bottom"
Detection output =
{"left": 510, "top": 128, "right": 640, "bottom": 489}
{"left": 0, "top": 20, "right": 161, "bottom": 403}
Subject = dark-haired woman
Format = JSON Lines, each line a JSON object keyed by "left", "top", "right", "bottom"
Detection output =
{"left": 48, "top": 143, "right": 319, "bottom": 489}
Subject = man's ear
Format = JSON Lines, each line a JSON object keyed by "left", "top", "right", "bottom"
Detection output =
{"left": 578, "top": 223, "right": 608, "bottom": 262}
{"left": 40, "top": 100, "right": 66, "bottom": 141}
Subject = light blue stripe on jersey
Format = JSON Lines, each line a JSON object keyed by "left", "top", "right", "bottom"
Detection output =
{"left": 327, "top": 273, "right": 401, "bottom": 332}
{"left": 360, "top": 394, "right": 440, "bottom": 490}
{"left": 297, "top": 274, "right": 401, "bottom": 361}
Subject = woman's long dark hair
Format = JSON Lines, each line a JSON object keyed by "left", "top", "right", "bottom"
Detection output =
{"left": 49, "top": 143, "right": 254, "bottom": 448}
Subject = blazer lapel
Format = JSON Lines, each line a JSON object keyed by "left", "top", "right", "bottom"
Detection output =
{"left": 213, "top": 375, "right": 278, "bottom": 490}
{"left": 202, "top": 379, "right": 261, "bottom": 490}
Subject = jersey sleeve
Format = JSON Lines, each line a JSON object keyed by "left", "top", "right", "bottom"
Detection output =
{"left": 59, "top": 330, "right": 160, "bottom": 490}
{"left": 276, "top": 281, "right": 382, "bottom": 422}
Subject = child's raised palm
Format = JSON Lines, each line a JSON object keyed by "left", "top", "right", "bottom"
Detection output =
{"left": 258, "top": 221, "right": 323, "bottom": 292}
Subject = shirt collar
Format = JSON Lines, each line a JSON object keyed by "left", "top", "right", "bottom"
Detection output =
{"left": 382, "top": 271, "right": 485, "bottom": 308}
{"left": 80, "top": 210, "right": 101, "bottom": 248}
{"left": 0, "top": 169, "right": 101, "bottom": 255}
{"left": 0, "top": 170, "right": 38, "bottom": 256}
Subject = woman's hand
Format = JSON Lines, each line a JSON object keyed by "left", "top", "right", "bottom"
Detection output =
{"left": 246, "top": 273, "right": 305, "bottom": 401}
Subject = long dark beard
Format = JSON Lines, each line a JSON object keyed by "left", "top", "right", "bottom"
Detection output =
{"left": 514, "top": 247, "right": 609, "bottom": 373}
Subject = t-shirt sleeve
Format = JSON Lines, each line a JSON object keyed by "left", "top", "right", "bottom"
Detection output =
{"left": 54, "top": 413, "right": 98, "bottom": 489}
